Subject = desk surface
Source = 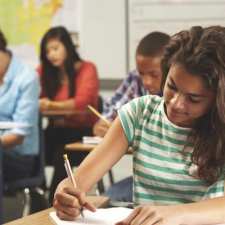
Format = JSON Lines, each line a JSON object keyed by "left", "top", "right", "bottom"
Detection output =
{"left": 41, "top": 109, "right": 91, "bottom": 117}
{"left": 4, "top": 196, "right": 109, "bottom": 225}
{"left": 41, "top": 109, "right": 76, "bottom": 117}
{"left": 65, "top": 142, "right": 97, "bottom": 152}
{"left": 65, "top": 142, "right": 133, "bottom": 154}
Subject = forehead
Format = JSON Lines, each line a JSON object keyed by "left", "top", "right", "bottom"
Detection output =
{"left": 46, "top": 38, "right": 63, "bottom": 49}
{"left": 167, "top": 64, "right": 213, "bottom": 96}
{"left": 136, "top": 55, "right": 161, "bottom": 69}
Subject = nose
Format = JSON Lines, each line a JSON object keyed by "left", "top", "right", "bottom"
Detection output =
{"left": 170, "top": 93, "right": 186, "bottom": 111}
{"left": 142, "top": 75, "right": 154, "bottom": 92}
{"left": 47, "top": 50, "right": 55, "bottom": 60}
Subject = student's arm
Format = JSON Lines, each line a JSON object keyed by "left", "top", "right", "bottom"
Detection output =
{"left": 0, "top": 134, "right": 24, "bottom": 149}
{"left": 53, "top": 117, "right": 129, "bottom": 220}
{"left": 116, "top": 196, "right": 225, "bottom": 225}
{"left": 39, "top": 98, "right": 74, "bottom": 111}
{"left": 2, "top": 72, "right": 40, "bottom": 150}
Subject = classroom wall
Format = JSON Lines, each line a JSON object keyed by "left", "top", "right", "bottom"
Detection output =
{"left": 79, "top": 0, "right": 127, "bottom": 80}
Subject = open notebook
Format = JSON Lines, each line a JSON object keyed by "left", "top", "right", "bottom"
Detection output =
{"left": 49, "top": 207, "right": 132, "bottom": 225}
{"left": 50, "top": 207, "right": 225, "bottom": 225}
{"left": 82, "top": 136, "right": 103, "bottom": 145}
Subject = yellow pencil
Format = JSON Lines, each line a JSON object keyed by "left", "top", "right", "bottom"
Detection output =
{"left": 63, "top": 154, "right": 84, "bottom": 217}
{"left": 87, "top": 105, "right": 111, "bottom": 126}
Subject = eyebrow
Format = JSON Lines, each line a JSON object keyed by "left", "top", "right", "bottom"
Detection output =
{"left": 169, "top": 78, "right": 207, "bottom": 98}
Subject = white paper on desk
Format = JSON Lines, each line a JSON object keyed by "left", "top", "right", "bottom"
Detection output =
{"left": 0, "top": 121, "right": 30, "bottom": 129}
{"left": 82, "top": 136, "right": 103, "bottom": 145}
{"left": 49, "top": 207, "right": 132, "bottom": 225}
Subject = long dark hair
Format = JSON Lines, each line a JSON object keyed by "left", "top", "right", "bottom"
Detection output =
{"left": 0, "top": 29, "right": 7, "bottom": 51}
{"left": 40, "top": 26, "right": 81, "bottom": 99}
{"left": 161, "top": 26, "right": 225, "bottom": 184}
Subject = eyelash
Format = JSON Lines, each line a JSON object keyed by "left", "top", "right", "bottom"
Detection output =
{"left": 167, "top": 83, "right": 176, "bottom": 91}
{"left": 167, "top": 83, "right": 201, "bottom": 103}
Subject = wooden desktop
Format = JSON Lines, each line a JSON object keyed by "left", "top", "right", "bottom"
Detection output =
{"left": 4, "top": 196, "right": 109, "bottom": 225}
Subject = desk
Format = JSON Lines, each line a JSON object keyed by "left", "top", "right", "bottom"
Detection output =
{"left": 65, "top": 142, "right": 133, "bottom": 154}
{"left": 65, "top": 142, "right": 97, "bottom": 152}
{"left": 4, "top": 196, "right": 109, "bottom": 225}
{"left": 41, "top": 109, "right": 91, "bottom": 117}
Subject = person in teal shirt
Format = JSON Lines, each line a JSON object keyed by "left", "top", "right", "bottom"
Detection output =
{"left": 0, "top": 30, "right": 40, "bottom": 183}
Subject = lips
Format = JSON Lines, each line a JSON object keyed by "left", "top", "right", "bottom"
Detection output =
{"left": 168, "top": 107, "right": 186, "bottom": 118}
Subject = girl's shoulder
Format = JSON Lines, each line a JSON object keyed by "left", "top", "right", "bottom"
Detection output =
{"left": 134, "top": 95, "right": 162, "bottom": 108}
{"left": 77, "top": 60, "right": 97, "bottom": 70}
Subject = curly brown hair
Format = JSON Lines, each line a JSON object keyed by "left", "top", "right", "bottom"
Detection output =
{"left": 161, "top": 26, "right": 225, "bottom": 184}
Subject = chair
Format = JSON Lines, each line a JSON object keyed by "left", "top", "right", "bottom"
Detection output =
{"left": 3, "top": 117, "right": 48, "bottom": 217}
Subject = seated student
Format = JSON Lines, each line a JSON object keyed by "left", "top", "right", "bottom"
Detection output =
{"left": 37, "top": 26, "right": 99, "bottom": 203}
{"left": 54, "top": 26, "right": 225, "bottom": 224}
{"left": 0, "top": 30, "right": 40, "bottom": 184}
{"left": 93, "top": 31, "right": 170, "bottom": 202}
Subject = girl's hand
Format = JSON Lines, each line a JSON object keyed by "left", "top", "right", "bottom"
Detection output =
{"left": 39, "top": 98, "right": 51, "bottom": 111}
{"left": 115, "top": 204, "right": 183, "bottom": 225}
{"left": 53, "top": 178, "right": 96, "bottom": 220}
{"left": 93, "top": 119, "right": 111, "bottom": 137}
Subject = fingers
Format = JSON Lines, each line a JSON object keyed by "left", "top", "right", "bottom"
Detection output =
{"left": 115, "top": 207, "right": 141, "bottom": 225}
{"left": 93, "top": 120, "right": 109, "bottom": 137}
{"left": 54, "top": 199, "right": 80, "bottom": 220}
{"left": 71, "top": 188, "right": 96, "bottom": 212}
{"left": 56, "top": 208, "right": 79, "bottom": 221}
{"left": 53, "top": 186, "right": 96, "bottom": 220}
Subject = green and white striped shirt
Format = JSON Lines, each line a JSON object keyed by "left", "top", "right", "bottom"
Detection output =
{"left": 118, "top": 95, "right": 224, "bottom": 205}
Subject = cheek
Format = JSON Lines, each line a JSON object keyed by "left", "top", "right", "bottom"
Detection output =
{"left": 163, "top": 87, "right": 173, "bottom": 102}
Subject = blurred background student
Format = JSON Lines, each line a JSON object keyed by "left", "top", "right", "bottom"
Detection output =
{"left": 0, "top": 30, "right": 40, "bottom": 187}
{"left": 37, "top": 26, "right": 99, "bottom": 203}
{"left": 93, "top": 31, "right": 170, "bottom": 202}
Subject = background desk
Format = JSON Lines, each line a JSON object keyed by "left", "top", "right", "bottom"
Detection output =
{"left": 4, "top": 196, "right": 109, "bottom": 225}
{"left": 65, "top": 142, "right": 133, "bottom": 154}
{"left": 65, "top": 142, "right": 97, "bottom": 152}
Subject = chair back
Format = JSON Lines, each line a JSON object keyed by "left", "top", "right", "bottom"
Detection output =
{"left": 98, "top": 95, "right": 104, "bottom": 113}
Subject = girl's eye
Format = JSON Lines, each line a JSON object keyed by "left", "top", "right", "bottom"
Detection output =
{"left": 167, "top": 83, "right": 177, "bottom": 91}
{"left": 188, "top": 97, "right": 201, "bottom": 104}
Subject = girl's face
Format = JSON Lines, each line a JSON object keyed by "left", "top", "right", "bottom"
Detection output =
{"left": 136, "top": 54, "right": 162, "bottom": 95}
{"left": 46, "top": 38, "right": 67, "bottom": 67}
{"left": 163, "top": 63, "right": 215, "bottom": 127}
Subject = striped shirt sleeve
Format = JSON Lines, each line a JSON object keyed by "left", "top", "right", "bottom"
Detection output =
{"left": 118, "top": 96, "right": 150, "bottom": 145}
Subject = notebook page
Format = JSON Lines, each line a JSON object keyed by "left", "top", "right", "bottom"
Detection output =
{"left": 49, "top": 207, "right": 132, "bottom": 225}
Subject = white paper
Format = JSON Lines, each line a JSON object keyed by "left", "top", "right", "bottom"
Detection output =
{"left": 49, "top": 207, "right": 225, "bottom": 225}
{"left": 0, "top": 121, "right": 30, "bottom": 129}
{"left": 82, "top": 136, "right": 103, "bottom": 145}
{"left": 49, "top": 207, "right": 132, "bottom": 225}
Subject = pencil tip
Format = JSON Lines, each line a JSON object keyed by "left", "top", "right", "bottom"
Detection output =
{"left": 63, "top": 154, "right": 68, "bottom": 160}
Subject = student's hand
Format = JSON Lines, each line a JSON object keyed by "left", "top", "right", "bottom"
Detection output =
{"left": 115, "top": 204, "right": 183, "bottom": 225}
{"left": 93, "top": 119, "right": 111, "bottom": 137}
{"left": 53, "top": 178, "right": 96, "bottom": 221}
{"left": 39, "top": 98, "right": 51, "bottom": 111}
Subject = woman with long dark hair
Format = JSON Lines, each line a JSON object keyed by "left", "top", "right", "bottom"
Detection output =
{"left": 37, "top": 26, "right": 99, "bottom": 203}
